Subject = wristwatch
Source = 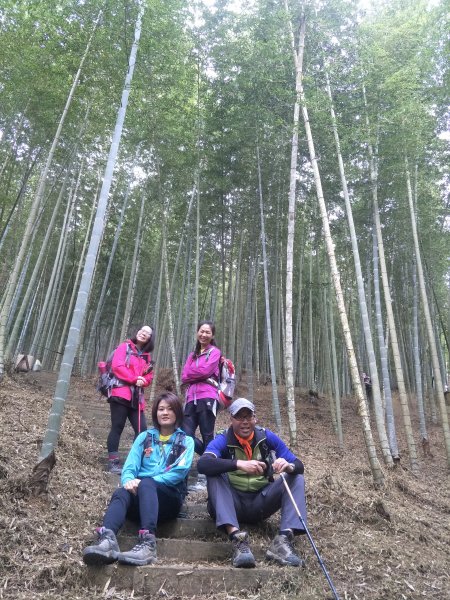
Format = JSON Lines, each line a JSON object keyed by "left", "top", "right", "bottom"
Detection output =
{"left": 288, "top": 463, "right": 295, "bottom": 473}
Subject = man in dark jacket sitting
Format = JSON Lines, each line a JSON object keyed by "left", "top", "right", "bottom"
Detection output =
{"left": 197, "top": 398, "right": 307, "bottom": 568}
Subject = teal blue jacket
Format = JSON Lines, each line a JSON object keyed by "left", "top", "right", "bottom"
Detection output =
{"left": 121, "top": 427, "right": 194, "bottom": 488}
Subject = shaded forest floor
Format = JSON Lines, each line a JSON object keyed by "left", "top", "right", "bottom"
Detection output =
{"left": 0, "top": 371, "right": 449, "bottom": 600}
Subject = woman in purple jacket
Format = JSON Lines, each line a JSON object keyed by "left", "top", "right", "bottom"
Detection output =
{"left": 181, "top": 321, "right": 221, "bottom": 458}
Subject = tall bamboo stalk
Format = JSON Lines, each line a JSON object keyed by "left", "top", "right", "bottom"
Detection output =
{"left": 38, "top": 2, "right": 145, "bottom": 464}
{"left": 293, "top": 20, "right": 384, "bottom": 483}
{"left": 324, "top": 68, "right": 393, "bottom": 466}
{"left": 257, "top": 143, "right": 281, "bottom": 429}
{"left": 162, "top": 227, "right": 181, "bottom": 395}
{"left": 372, "top": 229, "right": 398, "bottom": 458}
{"left": 120, "top": 190, "right": 146, "bottom": 340}
{"left": 405, "top": 157, "right": 450, "bottom": 464}
{"left": 284, "top": 3, "right": 305, "bottom": 444}
{"left": 362, "top": 83, "right": 418, "bottom": 473}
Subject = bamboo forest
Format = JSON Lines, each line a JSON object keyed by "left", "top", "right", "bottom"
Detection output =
{"left": 0, "top": 0, "right": 449, "bottom": 599}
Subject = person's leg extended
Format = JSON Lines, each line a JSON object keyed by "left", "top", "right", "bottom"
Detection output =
{"left": 116, "top": 478, "right": 159, "bottom": 566}
{"left": 207, "top": 474, "right": 256, "bottom": 568}
{"left": 107, "top": 402, "right": 128, "bottom": 453}
{"left": 262, "top": 475, "right": 307, "bottom": 567}
{"left": 107, "top": 401, "right": 129, "bottom": 473}
{"left": 135, "top": 477, "right": 160, "bottom": 533}
{"left": 103, "top": 488, "right": 135, "bottom": 533}
{"left": 183, "top": 402, "right": 203, "bottom": 455}
{"left": 188, "top": 403, "right": 216, "bottom": 489}
{"left": 128, "top": 406, "right": 147, "bottom": 438}
{"left": 135, "top": 478, "right": 182, "bottom": 532}
{"left": 156, "top": 481, "right": 183, "bottom": 522}
{"left": 256, "top": 474, "right": 307, "bottom": 532}
{"left": 198, "top": 403, "right": 216, "bottom": 452}
{"left": 207, "top": 473, "right": 241, "bottom": 530}
{"left": 279, "top": 474, "right": 307, "bottom": 533}
{"left": 82, "top": 488, "right": 133, "bottom": 565}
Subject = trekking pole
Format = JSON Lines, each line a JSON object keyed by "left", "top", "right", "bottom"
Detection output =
{"left": 138, "top": 389, "right": 142, "bottom": 433}
{"left": 138, "top": 387, "right": 146, "bottom": 433}
{"left": 138, "top": 402, "right": 141, "bottom": 433}
{"left": 281, "top": 473, "right": 340, "bottom": 600}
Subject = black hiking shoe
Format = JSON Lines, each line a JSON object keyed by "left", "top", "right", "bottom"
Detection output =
{"left": 82, "top": 527, "right": 119, "bottom": 565}
{"left": 231, "top": 531, "right": 256, "bottom": 568}
{"left": 117, "top": 531, "right": 157, "bottom": 566}
{"left": 266, "top": 531, "right": 305, "bottom": 567}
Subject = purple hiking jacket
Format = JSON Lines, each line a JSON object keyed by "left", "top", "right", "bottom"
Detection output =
{"left": 181, "top": 345, "right": 221, "bottom": 403}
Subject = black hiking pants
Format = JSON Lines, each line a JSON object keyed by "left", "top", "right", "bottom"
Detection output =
{"left": 183, "top": 399, "right": 216, "bottom": 455}
{"left": 107, "top": 398, "right": 147, "bottom": 453}
{"left": 102, "top": 477, "right": 182, "bottom": 534}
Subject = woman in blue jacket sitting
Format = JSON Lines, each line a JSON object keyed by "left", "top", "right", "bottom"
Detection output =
{"left": 83, "top": 392, "right": 194, "bottom": 566}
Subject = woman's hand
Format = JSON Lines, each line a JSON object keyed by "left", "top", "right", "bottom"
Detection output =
{"left": 135, "top": 376, "right": 146, "bottom": 387}
{"left": 124, "top": 478, "right": 141, "bottom": 494}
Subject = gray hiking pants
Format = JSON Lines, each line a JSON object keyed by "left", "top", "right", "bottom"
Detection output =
{"left": 206, "top": 472, "right": 307, "bottom": 534}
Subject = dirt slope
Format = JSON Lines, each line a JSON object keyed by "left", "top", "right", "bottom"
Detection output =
{"left": 0, "top": 372, "right": 448, "bottom": 600}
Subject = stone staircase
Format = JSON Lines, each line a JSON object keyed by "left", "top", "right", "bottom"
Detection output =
{"left": 24, "top": 372, "right": 307, "bottom": 596}
{"left": 84, "top": 487, "right": 279, "bottom": 596}
{"left": 81, "top": 457, "right": 285, "bottom": 596}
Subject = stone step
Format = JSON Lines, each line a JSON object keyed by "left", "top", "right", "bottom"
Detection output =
{"left": 80, "top": 420, "right": 125, "bottom": 431}
{"left": 178, "top": 502, "right": 208, "bottom": 518}
{"left": 116, "top": 536, "right": 233, "bottom": 562}
{"left": 74, "top": 412, "right": 110, "bottom": 424}
{"left": 115, "top": 534, "right": 271, "bottom": 562}
{"left": 85, "top": 562, "right": 277, "bottom": 596}
{"left": 71, "top": 398, "right": 108, "bottom": 410}
{"left": 121, "top": 517, "right": 219, "bottom": 539}
{"left": 119, "top": 516, "right": 277, "bottom": 540}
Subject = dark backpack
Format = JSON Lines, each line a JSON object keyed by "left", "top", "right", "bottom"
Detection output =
{"left": 96, "top": 343, "right": 133, "bottom": 398}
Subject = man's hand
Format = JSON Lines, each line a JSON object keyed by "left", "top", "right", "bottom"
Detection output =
{"left": 272, "top": 458, "right": 294, "bottom": 474}
{"left": 124, "top": 478, "right": 141, "bottom": 494}
{"left": 135, "top": 376, "right": 146, "bottom": 387}
{"left": 236, "top": 459, "right": 266, "bottom": 475}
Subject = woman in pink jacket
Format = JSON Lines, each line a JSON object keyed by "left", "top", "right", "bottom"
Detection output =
{"left": 181, "top": 321, "right": 221, "bottom": 457}
{"left": 107, "top": 325, "right": 155, "bottom": 474}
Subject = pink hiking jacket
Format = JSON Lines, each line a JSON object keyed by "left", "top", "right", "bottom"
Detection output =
{"left": 110, "top": 340, "right": 153, "bottom": 409}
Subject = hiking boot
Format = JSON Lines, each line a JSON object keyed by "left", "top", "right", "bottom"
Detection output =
{"left": 108, "top": 458, "right": 122, "bottom": 474}
{"left": 231, "top": 531, "right": 256, "bottom": 568}
{"left": 117, "top": 531, "right": 157, "bottom": 566}
{"left": 82, "top": 527, "right": 119, "bottom": 565}
{"left": 266, "top": 531, "right": 304, "bottom": 567}
{"left": 188, "top": 473, "right": 207, "bottom": 492}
